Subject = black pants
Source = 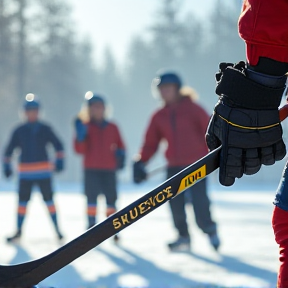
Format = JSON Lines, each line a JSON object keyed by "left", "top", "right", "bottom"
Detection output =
{"left": 18, "top": 178, "right": 54, "bottom": 202}
{"left": 84, "top": 169, "right": 117, "bottom": 207}
{"left": 167, "top": 167, "right": 217, "bottom": 237}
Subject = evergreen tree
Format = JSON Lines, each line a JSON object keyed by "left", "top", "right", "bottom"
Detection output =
{"left": 205, "top": 0, "right": 245, "bottom": 65}
{"left": 0, "top": 0, "right": 99, "bottom": 181}
{"left": 0, "top": 0, "right": 16, "bottom": 101}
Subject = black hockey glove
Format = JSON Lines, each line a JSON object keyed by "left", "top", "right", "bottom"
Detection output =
{"left": 3, "top": 162, "right": 12, "bottom": 178}
{"left": 133, "top": 160, "right": 147, "bottom": 184}
{"left": 206, "top": 61, "right": 287, "bottom": 186}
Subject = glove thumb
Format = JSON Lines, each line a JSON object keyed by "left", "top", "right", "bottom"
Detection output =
{"left": 205, "top": 131, "right": 221, "bottom": 152}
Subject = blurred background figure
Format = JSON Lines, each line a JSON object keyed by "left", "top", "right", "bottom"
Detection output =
{"left": 73, "top": 92, "right": 125, "bottom": 242}
{"left": 2, "top": 94, "right": 65, "bottom": 243}
{"left": 133, "top": 72, "right": 220, "bottom": 252}
{"left": 0, "top": 0, "right": 255, "bottom": 184}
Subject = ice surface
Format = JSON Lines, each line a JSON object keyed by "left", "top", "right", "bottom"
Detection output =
{"left": 0, "top": 180, "right": 280, "bottom": 288}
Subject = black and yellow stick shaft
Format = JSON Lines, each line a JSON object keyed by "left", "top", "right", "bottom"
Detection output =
{"left": 0, "top": 146, "right": 220, "bottom": 287}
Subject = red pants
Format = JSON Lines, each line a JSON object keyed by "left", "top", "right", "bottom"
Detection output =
{"left": 272, "top": 206, "right": 288, "bottom": 288}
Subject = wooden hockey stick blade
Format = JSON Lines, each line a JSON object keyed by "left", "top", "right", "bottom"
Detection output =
{"left": 1, "top": 104, "right": 288, "bottom": 287}
{"left": 0, "top": 146, "right": 221, "bottom": 287}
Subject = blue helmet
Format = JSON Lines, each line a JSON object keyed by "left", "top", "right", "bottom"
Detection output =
{"left": 84, "top": 91, "right": 105, "bottom": 106}
{"left": 23, "top": 93, "right": 40, "bottom": 110}
{"left": 154, "top": 72, "right": 182, "bottom": 88}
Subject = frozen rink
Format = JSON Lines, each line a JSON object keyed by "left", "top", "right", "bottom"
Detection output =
{"left": 0, "top": 178, "right": 281, "bottom": 288}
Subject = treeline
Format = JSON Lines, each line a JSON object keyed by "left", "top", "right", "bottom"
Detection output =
{"left": 0, "top": 0, "right": 244, "bottom": 181}
{"left": 0, "top": 0, "right": 97, "bottom": 180}
{"left": 0, "top": 0, "right": 96, "bottom": 128}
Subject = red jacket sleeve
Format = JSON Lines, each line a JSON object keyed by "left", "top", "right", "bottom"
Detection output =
{"left": 140, "top": 114, "right": 162, "bottom": 163}
{"left": 239, "top": 0, "right": 288, "bottom": 65}
{"left": 114, "top": 125, "right": 125, "bottom": 150}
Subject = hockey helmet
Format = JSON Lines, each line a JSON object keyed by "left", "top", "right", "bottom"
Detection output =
{"left": 23, "top": 93, "right": 40, "bottom": 110}
{"left": 84, "top": 91, "right": 105, "bottom": 106}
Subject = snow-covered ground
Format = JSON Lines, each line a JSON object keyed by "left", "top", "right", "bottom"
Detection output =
{"left": 0, "top": 178, "right": 281, "bottom": 288}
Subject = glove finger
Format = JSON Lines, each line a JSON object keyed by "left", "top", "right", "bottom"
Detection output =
{"left": 226, "top": 147, "right": 244, "bottom": 179}
{"left": 219, "top": 168, "right": 235, "bottom": 186}
{"left": 260, "top": 146, "right": 275, "bottom": 166}
{"left": 219, "top": 146, "right": 239, "bottom": 186}
{"left": 244, "top": 148, "right": 261, "bottom": 175}
{"left": 274, "top": 140, "right": 286, "bottom": 161}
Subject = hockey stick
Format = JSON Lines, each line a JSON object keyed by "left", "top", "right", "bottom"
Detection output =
{"left": 0, "top": 146, "right": 220, "bottom": 287}
{"left": 1, "top": 105, "right": 288, "bottom": 287}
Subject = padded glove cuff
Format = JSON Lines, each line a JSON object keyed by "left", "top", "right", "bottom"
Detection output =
{"left": 215, "top": 62, "right": 286, "bottom": 109}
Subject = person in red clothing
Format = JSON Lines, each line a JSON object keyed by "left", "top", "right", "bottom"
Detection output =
{"left": 133, "top": 72, "right": 220, "bottom": 252}
{"left": 205, "top": 1, "right": 288, "bottom": 286}
{"left": 74, "top": 92, "right": 125, "bottom": 241}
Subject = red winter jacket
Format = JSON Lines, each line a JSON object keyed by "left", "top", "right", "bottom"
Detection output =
{"left": 239, "top": 0, "right": 288, "bottom": 65}
{"left": 239, "top": 1, "right": 288, "bottom": 287}
{"left": 140, "top": 96, "right": 209, "bottom": 167}
{"left": 74, "top": 121, "right": 125, "bottom": 170}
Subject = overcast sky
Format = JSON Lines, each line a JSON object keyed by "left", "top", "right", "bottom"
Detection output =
{"left": 69, "top": 0, "right": 220, "bottom": 65}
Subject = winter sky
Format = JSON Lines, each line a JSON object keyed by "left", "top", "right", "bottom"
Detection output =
{"left": 70, "top": 0, "right": 239, "bottom": 65}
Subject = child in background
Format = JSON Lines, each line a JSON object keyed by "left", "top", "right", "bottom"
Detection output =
{"left": 3, "top": 94, "right": 64, "bottom": 242}
{"left": 74, "top": 92, "right": 125, "bottom": 242}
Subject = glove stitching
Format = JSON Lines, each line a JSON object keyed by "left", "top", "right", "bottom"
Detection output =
{"left": 217, "top": 114, "right": 280, "bottom": 130}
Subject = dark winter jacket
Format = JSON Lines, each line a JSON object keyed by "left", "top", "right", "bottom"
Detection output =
{"left": 3, "top": 121, "right": 64, "bottom": 179}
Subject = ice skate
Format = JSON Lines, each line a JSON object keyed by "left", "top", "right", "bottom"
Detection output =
{"left": 6, "top": 230, "right": 22, "bottom": 243}
{"left": 56, "top": 229, "right": 64, "bottom": 241}
{"left": 208, "top": 232, "right": 220, "bottom": 251}
{"left": 168, "top": 236, "right": 190, "bottom": 252}
{"left": 113, "top": 234, "right": 120, "bottom": 244}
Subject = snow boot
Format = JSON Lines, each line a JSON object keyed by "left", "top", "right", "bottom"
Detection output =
{"left": 168, "top": 236, "right": 190, "bottom": 251}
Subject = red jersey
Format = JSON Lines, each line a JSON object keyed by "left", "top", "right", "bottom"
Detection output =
{"left": 74, "top": 121, "right": 125, "bottom": 170}
{"left": 239, "top": 0, "right": 288, "bottom": 65}
{"left": 140, "top": 96, "right": 209, "bottom": 167}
